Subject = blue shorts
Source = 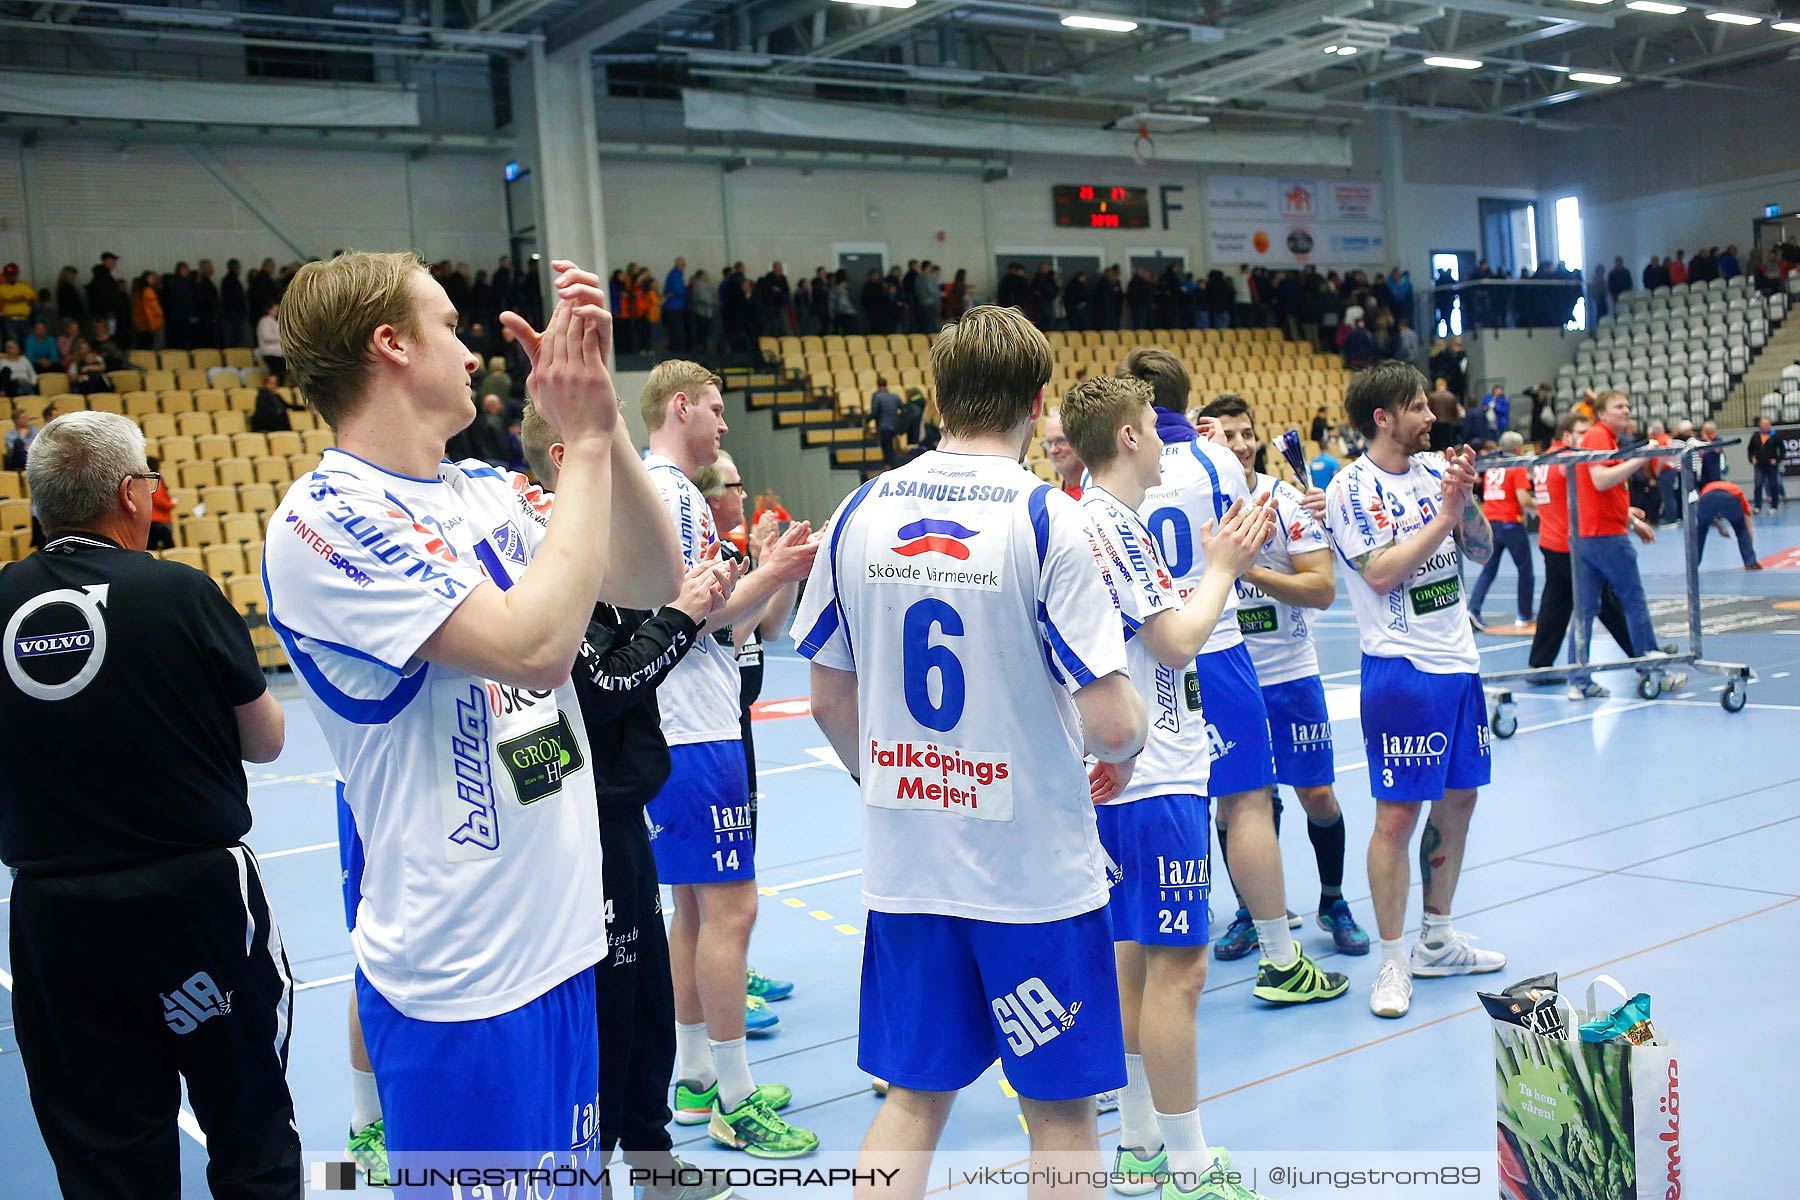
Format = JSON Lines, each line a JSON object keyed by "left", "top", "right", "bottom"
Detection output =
{"left": 337, "top": 784, "right": 363, "bottom": 931}
{"left": 1358, "top": 656, "right": 1492, "bottom": 802}
{"left": 1095, "top": 793, "right": 1212, "bottom": 945}
{"left": 859, "top": 907, "right": 1125, "bottom": 1101}
{"left": 355, "top": 967, "right": 600, "bottom": 1163}
{"left": 646, "top": 740, "right": 755, "bottom": 885}
{"left": 1194, "top": 643, "right": 1277, "bottom": 797}
{"left": 1261, "top": 676, "right": 1336, "bottom": 789}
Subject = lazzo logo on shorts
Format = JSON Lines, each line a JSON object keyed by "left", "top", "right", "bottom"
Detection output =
{"left": 991, "top": 977, "right": 1080, "bottom": 1056}
{"left": 1290, "top": 721, "right": 1332, "bottom": 749}
{"left": 162, "top": 971, "right": 232, "bottom": 1034}
{"left": 1381, "top": 732, "right": 1448, "bottom": 763}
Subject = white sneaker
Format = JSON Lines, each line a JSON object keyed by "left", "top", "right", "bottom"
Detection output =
{"left": 1095, "top": 1089, "right": 1119, "bottom": 1114}
{"left": 1370, "top": 959, "right": 1412, "bottom": 1018}
{"left": 1410, "top": 930, "right": 1507, "bottom": 977}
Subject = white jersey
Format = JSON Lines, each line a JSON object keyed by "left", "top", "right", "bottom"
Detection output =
{"left": 644, "top": 452, "right": 741, "bottom": 745}
{"left": 1079, "top": 485, "right": 1211, "bottom": 804}
{"left": 263, "top": 449, "right": 606, "bottom": 1021}
{"left": 1324, "top": 452, "right": 1479, "bottom": 675}
{"left": 789, "top": 450, "right": 1127, "bottom": 924}
{"left": 1140, "top": 433, "right": 1251, "bottom": 657}
{"left": 1235, "top": 474, "right": 1328, "bottom": 687}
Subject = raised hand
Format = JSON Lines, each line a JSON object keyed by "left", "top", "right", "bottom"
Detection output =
{"left": 1199, "top": 493, "right": 1277, "bottom": 577}
{"left": 670, "top": 557, "right": 736, "bottom": 623}
{"left": 1299, "top": 484, "right": 1328, "bottom": 524}
{"left": 749, "top": 510, "right": 782, "bottom": 564}
{"left": 760, "top": 521, "right": 821, "bottom": 584}
{"left": 500, "top": 261, "right": 617, "bottom": 443}
{"left": 1195, "top": 415, "right": 1224, "bottom": 444}
{"left": 1439, "top": 444, "right": 1477, "bottom": 519}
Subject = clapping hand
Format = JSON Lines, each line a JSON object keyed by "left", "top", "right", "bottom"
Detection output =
{"left": 1200, "top": 492, "right": 1277, "bottom": 577}
{"left": 498, "top": 259, "right": 616, "bottom": 440}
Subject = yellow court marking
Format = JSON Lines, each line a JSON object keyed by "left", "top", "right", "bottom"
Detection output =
{"left": 835, "top": 924, "right": 859, "bottom": 936}
{"left": 757, "top": 887, "right": 777, "bottom": 896}
{"left": 782, "top": 898, "right": 806, "bottom": 908}
{"left": 810, "top": 910, "right": 833, "bottom": 921}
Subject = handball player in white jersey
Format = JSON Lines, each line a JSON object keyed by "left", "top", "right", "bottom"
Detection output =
{"left": 1118, "top": 348, "right": 1346, "bottom": 1006}
{"left": 1198, "top": 395, "right": 1369, "bottom": 957}
{"left": 793, "top": 306, "right": 1146, "bottom": 1197}
{"left": 1323, "top": 360, "right": 1507, "bottom": 1020}
{"left": 1062, "top": 376, "right": 1276, "bottom": 1200}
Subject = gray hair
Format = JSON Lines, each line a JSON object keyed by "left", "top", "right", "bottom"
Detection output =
{"left": 27, "top": 411, "right": 147, "bottom": 531}
{"left": 689, "top": 450, "right": 736, "bottom": 501}
{"left": 1498, "top": 431, "right": 1525, "bottom": 453}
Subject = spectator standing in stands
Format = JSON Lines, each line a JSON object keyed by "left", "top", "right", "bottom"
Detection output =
{"left": 1396, "top": 317, "right": 1423, "bottom": 374}
{"left": 1040, "top": 410, "right": 1083, "bottom": 500}
{"left": 1641, "top": 256, "right": 1667, "bottom": 292}
{"left": 1029, "top": 262, "right": 1060, "bottom": 331}
{"left": 256, "top": 302, "right": 284, "bottom": 381}
{"left": 870, "top": 378, "right": 903, "bottom": 470}
{"left": 757, "top": 262, "right": 792, "bottom": 338}
{"left": 1697, "top": 420, "right": 1722, "bottom": 485}
{"left": 1667, "top": 251, "right": 1688, "bottom": 287}
{"left": 808, "top": 268, "right": 831, "bottom": 335}
{"left": 995, "top": 261, "right": 1029, "bottom": 314}
{"left": 664, "top": 258, "right": 689, "bottom": 355}
{"left": 899, "top": 261, "right": 920, "bottom": 333}
{"left": 859, "top": 269, "right": 889, "bottom": 336}
{"left": 54, "top": 267, "right": 85, "bottom": 328}
{"left": 0, "top": 263, "right": 35, "bottom": 342}
{"left": 691, "top": 270, "right": 719, "bottom": 354}
{"left": 947, "top": 268, "right": 971, "bottom": 320}
{"left": 221, "top": 259, "right": 249, "bottom": 348}
{"left": 163, "top": 263, "right": 196, "bottom": 351}
{"left": 250, "top": 376, "right": 305, "bottom": 434}
{"left": 1098, "top": 264, "right": 1124, "bottom": 330}
{"left": 1569, "top": 391, "right": 1678, "bottom": 700}
{"left": 916, "top": 263, "right": 943, "bottom": 331}
{"left": 1061, "top": 270, "right": 1091, "bottom": 332}
{"left": 195, "top": 260, "right": 222, "bottom": 349}
{"left": 1606, "top": 256, "right": 1633, "bottom": 301}
{"left": 467, "top": 393, "right": 511, "bottom": 467}
{"left": 1309, "top": 447, "right": 1341, "bottom": 488}
{"left": 131, "top": 273, "right": 165, "bottom": 352}
{"left": 1311, "top": 407, "right": 1330, "bottom": 446}
{"left": 1468, "top": 431, "right": 1535, "bottom": 631}
{"left": 247, "top": 258, "right": 277, "bottom": 323}
{"left": 87, "top": 253, "right": 127, "bottom": 339}
{"left": 1342, "top": 318, "right": 1374, "bottom": 369}
{"left": 1695, "top": 480, "right": 1760, "bottom": 569}
{"left": 1748, "top": 416, "right": 1785, "bottom": 513}
{"left": 1719, "top": 245, "right": 1742, "bottom": 280}
{"left": 1483, "top": 383, "right": 1509, "bottom": 435}
{"left": 1, "top": 410, "right": 298, "bottom": 1199}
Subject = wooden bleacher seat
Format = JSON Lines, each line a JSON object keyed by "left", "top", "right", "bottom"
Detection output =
{"left": 125, "top": 393, "right": 160, "bottom": 419}
{"left": 285, "top": 453, "right": 315, "bottom": 480}
{"left": 225, "top": 575, "right": 265, "bottom": 615}
{"left": 128, "top": 349, "right": 158, "bottom": 371}
{"left": 177, "top": 412, "right": 213, "bottom": 438}
{"left": 287, "top": 410, "right": 317, "bottom": 432}
{"left": 254, "top": 456, "right": 291, "bottom": 488}
{"left": 177, "top": 461, "right": 217, "bottom": 489}
{"left": 189, "top": 349, "right": 222, "bottom": 371}
{"left": 86, "top": 393, "right": 122, "bottom": 415}
{"left": 142, "top": 371, "right": 175, "bottom": 393}
{"left": 223, "top": 349, "right": 255, "bottom": 370}
{"left": 195, "top": 433, "right": 232, "bottom": 461}
{"left": 211, "top": 410, "right": 245, "bottom": 436}
{"left": 199, "top": 484, "right": 239, "bottom": 515}
{"left": 0, "top": 473, "right": 20, "bottom": 501}
{"left": 238, "top": 483, "right": 276, "bottom": 517}
{"left": 160, "top": 547, "right": 203, "bottom": 571}
{"left": 158, "top": 350, "right": 191, "bottom": 371}
{"left": 194, "top": 390, "right": 227, "bottom": 414}
{"left": 181, "top": 515, "right": 222, "bottom": 547}
{"left": 294, "top": 431, "right": 327, "bottom": 457}
{"left": 228, "top": 388, "right": 258, "bottom": 413}
{"left": 215, "top": 458, "right": 255, "bottom": 487}
{"left": 36, "top": 372, "right": 69, "bottom": 396}
{"left": 203, "top": 544, "right": 246, "bottom": 580}
{"left": 233, "top": 432, "right": 269, "bottom": 459}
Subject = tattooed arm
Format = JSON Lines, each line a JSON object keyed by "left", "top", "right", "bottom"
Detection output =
{"left": 1455, "top": 499, "right": 1494, "bottom": 565}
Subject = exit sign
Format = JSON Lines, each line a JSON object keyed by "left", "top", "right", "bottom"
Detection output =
{"left": 1767, "top": 204, "right": 1782, "bottom": 218}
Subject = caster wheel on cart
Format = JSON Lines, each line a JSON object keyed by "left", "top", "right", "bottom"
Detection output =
{"left": 1722, "top": 679, "right": 1748, "bottom": 713}
{"left": 1637, "top": 673, "right": 1662, "bottom": 701}
{"left": 1490, "top": 693, "right": 1517, "bottom": 738}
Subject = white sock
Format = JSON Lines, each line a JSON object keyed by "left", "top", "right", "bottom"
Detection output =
{"left": 350, "top": 1067, "right": 382, "bottom": 1134}
{"left": 1254, "top": 920, "right": 1298, "bottom": 969}
{"left": 1119, "top": 1054, "right": 1159, "bottom": 1154}
{"left": 676, "top": 1021, "right": 715, "bottom": 1087}
{"left": 1380, "top": 937, "right": 1406, "bottom": 968}
{"left": 1421, "top": 912, "right": 1452, "bottom": 948}
{"left": 712, "top": 1036, "right": 756, "bottom": 1112}
{"left": 1154, "top": 1108, "right": 1215, "bottom": 1181}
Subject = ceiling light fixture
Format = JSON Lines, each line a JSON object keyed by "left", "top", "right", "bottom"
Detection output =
{"left": 1565, "top": 0, "right": 1613, "bottom": 5}
{"left": 1061, "top": 14, "right": 1139, "bottom": 33}
{"left": 1337, "top": 44, "right": 1360, "bottom": 54}
{"left": 1704, "top": 11, "right": 1763, "bottom": 24}
{"left": 1624, "top": 1, "right": 1686, "bottom": 14}
{"left": 1423, "top": 55, "right": 1484, "bottom": 68}
{"left": 1568, "top": 70, "right": 1623, "bottom": 82}
{"left": 828, "top": 0, "right": 917, "bottom": 9}
{"left": 1775, "top": 20, "right": 1800, "bottom": 31}
{"left": 1323, "top": 44, "right": 1339, "bottom": 52}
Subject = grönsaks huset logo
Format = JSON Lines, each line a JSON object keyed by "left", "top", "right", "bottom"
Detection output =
{"left": 498, "top": 710, "right": 586, "bottom": 803}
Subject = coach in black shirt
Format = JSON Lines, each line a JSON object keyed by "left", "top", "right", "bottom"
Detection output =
{"left": 524, "top": 406, "right": 736, "bottom": 1197}
{"left": 0, "top": 410, "right": 297, "bottom": 1199}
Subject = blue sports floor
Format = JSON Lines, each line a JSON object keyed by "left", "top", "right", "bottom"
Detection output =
{"left": 3, "top": 510, "right": 1796, "bottom": 1195}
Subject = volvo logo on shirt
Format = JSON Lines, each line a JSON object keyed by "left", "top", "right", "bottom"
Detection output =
{"left": 4, "top": 584, "right": 109, "bottom": 702}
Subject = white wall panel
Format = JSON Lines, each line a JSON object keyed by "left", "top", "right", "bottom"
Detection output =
{"left": 0, "top": 137, "right": 27, "bottom": 271}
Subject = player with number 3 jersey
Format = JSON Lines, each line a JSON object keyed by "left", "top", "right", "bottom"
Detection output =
{"left": 793, "top": 307, "right": 1146, "bottom": 1196}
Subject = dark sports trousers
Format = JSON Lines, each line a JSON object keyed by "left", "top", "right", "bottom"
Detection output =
{"left": 1469, "top": 520, "right": 1535, "bottom": 622}
{"left": 1529, "top": 547, "right": 1637, "bottom": 669}
{"left": 11, "top": 846, "right": 299, "bottom": 1200}
{"left": 1695, "top": 492, "right": 1757, "bottom": 567}
{"left": 594, "top": 812, "right": 676, "bottom": 1160}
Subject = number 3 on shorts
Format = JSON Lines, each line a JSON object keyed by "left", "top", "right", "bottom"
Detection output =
{"left": 1382, "top": 767, "right": 1395, "bottom": 788}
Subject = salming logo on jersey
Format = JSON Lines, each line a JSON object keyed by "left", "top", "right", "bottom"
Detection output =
{"left": 448, "top": 682, "right": 501, "bottom": 855}
{"left": 162, "top": 971, "right": 233, "bottom": 1034}
{"left": 866, "top": 738, "right": 1014, "bottom": 819}
{"left": 991, "top": 977, "right": 1081, "bottom": 1056}
{"left": 314, "top": 501, "right": 470, "bottom": 603}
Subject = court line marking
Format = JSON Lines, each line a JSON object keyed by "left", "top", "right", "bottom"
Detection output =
{"left": 295, "top": 973, "right": 356, "bottom": 992}
{"left": 761, "top": 759, "right": 837, "bottom": 777}
{"left": 766, "top": 868, "right": 862, "bottom": 893}
{"left": 921, "top": 896, "right": 1799, "bottom": 1193}
{"left": 258, "top": 840, "right": 337, "bottom": 861}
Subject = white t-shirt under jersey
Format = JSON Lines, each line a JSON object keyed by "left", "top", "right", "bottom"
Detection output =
{"left": 1079, "top": 484, "right": 1211, "bottom": 804}
{"left": 643, "top": 452, "right": 741, "bottom": 745}
{"left": 263, "top": 449, "right": 606, "bottom": 1021}
{"left": 1235, "top": 474, "right": 1328, "bottom": 687}
{"left": 1324, "top": 452, "right": 1480, "bottom": 675}
{"left": 1140, "top": 433, "right": 1251, "bottom": 657}
{"left": 789, "top": 450, "right": 1127, "bottom": 924}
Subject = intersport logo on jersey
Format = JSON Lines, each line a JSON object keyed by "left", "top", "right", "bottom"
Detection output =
{"left": 865, "top": 738, "right": 1014, "bottom": 821}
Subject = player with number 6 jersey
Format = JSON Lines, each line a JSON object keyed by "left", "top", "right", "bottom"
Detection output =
{"left": 794, "top": 307, "right": 1145, "bottom": 1193}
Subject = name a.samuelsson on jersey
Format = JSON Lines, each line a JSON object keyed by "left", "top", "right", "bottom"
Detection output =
{"left": 866, "top": 738, "right": 1014, "bottom": 820}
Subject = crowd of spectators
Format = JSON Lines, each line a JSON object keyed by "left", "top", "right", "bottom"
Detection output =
{"left": 1588, "top": 241, "right": 1800, "bottom": 320}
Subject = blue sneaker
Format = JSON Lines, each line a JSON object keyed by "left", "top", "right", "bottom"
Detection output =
{"left": 745, "top": 995, "right": 781, "bottom": 1036}
{"left": 1212, "top": 908, "right": 1258, "bottom": 961}
{"left": 747, "top": 967, "right": 794, "bottom": 1002}
{"left": 1316, "top": 898, "right": 1370, "bottom": 956}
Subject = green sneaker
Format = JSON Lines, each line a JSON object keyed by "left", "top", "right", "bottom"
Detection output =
{"left": 1165, "top": 1148, "right": 1268, "bottom": 1200}
{"left": 347, "top": 1119, "right": 390, "bottom": 1186}
{"left": 1251, "top": 943, "right": 1349, "bottom": 1005}
{"left": 640, "top": 1155, "right": 735, "bottom": 1200}
{"left": 1111, "top": 1143, "right": 1168, "bottom": 1196}
{"left": 673, "top": 1079, "right": 792, "bottom": 1125}
{"left": 746, "top": 966, "right": 795, "bottom": 1001}
{"left": 707, "top": 1094, "right": 819, "bottom": 1158}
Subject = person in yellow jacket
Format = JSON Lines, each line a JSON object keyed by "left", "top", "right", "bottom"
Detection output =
{"left": 0, "top": 263, "right": 36, "bottom": 343}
